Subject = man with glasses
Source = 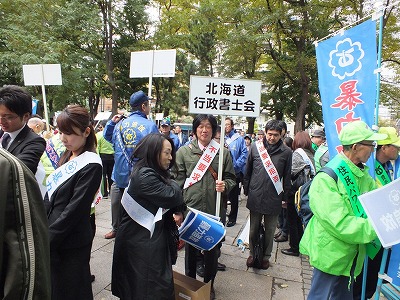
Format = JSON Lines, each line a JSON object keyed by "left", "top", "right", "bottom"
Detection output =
{"left": 300, "top": 120, "right": 387, "bottom": 299}
{"left": 0, "top": 85, "right": 46, "bottom": 173}
{"left": 353, "top": 126, "right": 400, "bottom": 299}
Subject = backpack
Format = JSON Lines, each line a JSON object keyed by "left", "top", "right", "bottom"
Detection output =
{"left": 294, "top": 167, "right": 337, "bottom": 227}
{"left": 252, "top": 223, "right": 265, "bottom": 269}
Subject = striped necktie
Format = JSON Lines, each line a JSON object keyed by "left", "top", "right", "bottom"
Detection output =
{"left": 1, "top": 133, "right": 11, "bottom": 149}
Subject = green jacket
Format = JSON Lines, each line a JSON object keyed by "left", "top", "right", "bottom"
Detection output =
{"left": 172, "top": 139, "right": 236, "bottom": 219}
{"left": 96, "top": 131, "right": 114, "bottom": 155}
{"left": 300, "top": 153, "right": 377, "bottom": 278}
{"left": 0, "top": 149, "right": 51, "bottom": 299}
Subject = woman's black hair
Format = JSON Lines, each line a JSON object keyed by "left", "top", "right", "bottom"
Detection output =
{"left": 57, "top": 105, "right": 96, "bottom": 165}
{"left": 192, "top": 114, "right": 218, "bottom": 139}
{"left": 283, "top": 136, "right": 293, "bottom": 149}
{"left": 131, "top": 133, "right": 176, "bottom": 181}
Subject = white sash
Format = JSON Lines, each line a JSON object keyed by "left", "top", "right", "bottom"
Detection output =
{"left": 183, "top": 139, "right": 220, "bottom": 189}
{"left": 121, "top": 189, "right": 169, "bottom": 238}
{"left": 256, "top": 140, "right": 283, "bottom": 195}
{"left": 35, "top": 161, "right": 47, "bottom": 199}
{"left": 225, "top": 132, "right": 240, "bottom": 146}
{"left": 46, "top": 151, "right": 102, "bottom": 201}
{"left": 295, "top": 148, "right": 316, "bottom": 176}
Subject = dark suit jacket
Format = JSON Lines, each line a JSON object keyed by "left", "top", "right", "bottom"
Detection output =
{"left": 0, "top": 125, "right": 46, "bottom": 174}
{"left": 177, "top": 132, "right": 188, "bottom": 147}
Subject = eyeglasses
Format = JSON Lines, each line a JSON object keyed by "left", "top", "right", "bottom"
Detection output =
{"left": 0, "top": 115, "right": 19, "bottom": 122}
{"left": 357, "top": 142, "right": 377, "bottom": 148}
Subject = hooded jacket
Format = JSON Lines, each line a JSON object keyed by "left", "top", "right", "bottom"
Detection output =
{"left": 300, "top": 153, "right": 377, "bottom": 278}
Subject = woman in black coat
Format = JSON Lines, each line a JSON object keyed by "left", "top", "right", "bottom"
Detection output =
{"left": 112, "top": 133, "right": 185, "bottom": 300}
{"left": 46, "top": 105, "right": 102, "bottom": 299}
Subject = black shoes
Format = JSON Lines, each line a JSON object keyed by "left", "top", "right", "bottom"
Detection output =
{"left": 217, "top": 262, "right": 226, "bottom": 271}
{"left": 197, "top": 262, "right": 225, "bottom": 276}
{"left": 281, "top": 248, "right": 300, "bottom": 256}
{"left": 196, "top": 264, "right": 205, "bottom": 277}
{"left": 226, "top": 221, "right": 236, "bottom": 227}
{"left": 274, "top": 233, "right": 288, "bottom": 242}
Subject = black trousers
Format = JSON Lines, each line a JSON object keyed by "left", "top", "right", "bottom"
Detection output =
{"left": 185, "top": 243, "right": 218, "bottom": 283}
{"left": 286, "top": 199, "right": 303, "bottom": 252}
{"left": 100, "top": 154, "right": 114, "bottom": 196}
{"left": 227, "top": 175, "right": 242, "bottom": 223}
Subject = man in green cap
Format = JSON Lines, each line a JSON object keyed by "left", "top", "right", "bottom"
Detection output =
{"left": 353, "top": 126, "right": 400, "bottom": 299}
{"left": 300, "top": 120, "right": 387, "bottom": 299}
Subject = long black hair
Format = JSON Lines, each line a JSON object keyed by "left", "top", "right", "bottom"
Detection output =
{"left": 131, "top": 133, "right": 176, "bottom": 182}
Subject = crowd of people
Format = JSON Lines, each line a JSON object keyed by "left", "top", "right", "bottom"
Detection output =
{"left": 1, "top": 84, "right": 399, "bottom": 299}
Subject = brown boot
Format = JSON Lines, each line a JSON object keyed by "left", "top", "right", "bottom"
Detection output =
{"left": 246, "top": 255, "right": 254, "bottom": 267}
{"left": 104, "top": 231, "right": 116, "bottom": 239}
{"left": 261, "top": 259, "right": 270, "bottom": 270}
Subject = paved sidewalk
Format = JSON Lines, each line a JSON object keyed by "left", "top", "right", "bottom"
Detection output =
{"left": 90, "top": 194, "right": 311, "bottom": 300}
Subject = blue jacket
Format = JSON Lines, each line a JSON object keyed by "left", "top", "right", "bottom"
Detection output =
{"left": 225, "top": 129, "right": 248, "bottom": 175}
{"left": 104, "top": 111, "right": 158, "bottom": 188}
{"left": 169, "top": 132, "right": 180, "bottom": 150}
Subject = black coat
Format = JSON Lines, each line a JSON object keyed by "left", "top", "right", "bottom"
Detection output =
{"left": 112, "top": 167, "right": 184, "bottom": 300}
{"left": 46, "top": 160, "right": 102, "bottom": 300}
{"left": 244, "top": 139, "right": 292, "bottom": 215}
{"left": 1, "top": 125, "right": 45, "bottom": 174}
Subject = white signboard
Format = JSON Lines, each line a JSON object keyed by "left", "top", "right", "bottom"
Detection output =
{"left": 155, "top": 113, "right": 164, "bottom": 121}
{"left": 94, "top": 111, "right": 112, "bottom": 121}
{"left": 129, "top": 49, "right": 176, "bottom": 78}
{"left": 23, "top": 64, "right": 62, "bottom": 86}
{"left": 359, "top": 178, "right": 400, "bottom": 247}
{"left": 189, "top": 76, "right": 261, "bottom": 117}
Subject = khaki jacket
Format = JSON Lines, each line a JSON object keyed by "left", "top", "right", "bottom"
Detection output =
{"left": 172, "top": 139, "right": 236, "bottom": 218}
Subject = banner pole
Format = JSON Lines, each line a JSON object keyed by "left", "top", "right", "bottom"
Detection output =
{"left": 370, "top": 5, "right": 385, "bottom": 300}
{"left": 40, "top": 65, "right": 50, "bottom": 132}
{"left": 216, "top": 115, "right": 226, "bottom": 218}
{"left": 374, "top": 8, "right": 384, "bottom": 125}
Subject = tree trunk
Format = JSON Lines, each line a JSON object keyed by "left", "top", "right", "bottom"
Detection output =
{"left": 246, "top": 117, "right": 256, "bottom": 134}
{"left": 99, "top": 0, "right": 118, "bottom": 116}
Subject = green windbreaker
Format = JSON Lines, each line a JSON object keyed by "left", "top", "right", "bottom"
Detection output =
{"left": 300, "top": 153, "right": 377, "bottom": 278}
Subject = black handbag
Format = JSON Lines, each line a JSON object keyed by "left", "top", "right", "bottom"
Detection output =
{"left": 252, "top": 223, "right": 265, "bottom": 269}
{"left": 164, "top": 212, "right": 179, "bottom": 265}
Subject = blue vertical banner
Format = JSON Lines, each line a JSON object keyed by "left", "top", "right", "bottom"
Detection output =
{"left": 32, "top": 99, "right": 39, "bottom": 115}
{"left": 316, "top": 20, "right": 377, "bottom": 156}
{"left": 387, "top": 244, "right": 400, "bottom": 286}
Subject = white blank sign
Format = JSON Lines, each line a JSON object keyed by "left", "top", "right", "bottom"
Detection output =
{"left": 130, "top": 49, "right": 176, "bottom": 78}
{"left": 23, "top": 64, "right": 62, "bottom": 86}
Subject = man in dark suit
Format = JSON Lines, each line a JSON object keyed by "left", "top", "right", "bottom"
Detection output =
{"left": 174, "top": 125, "right": 188, "bottom": 147}
{"left": 0, "top": 85, "right": 46, "bottom": 174}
